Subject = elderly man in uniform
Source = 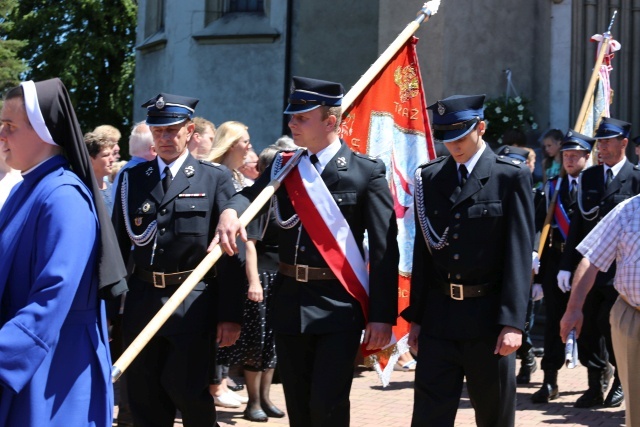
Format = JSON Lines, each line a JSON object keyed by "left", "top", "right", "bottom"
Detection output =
{"left": 404, "top": 95, "right": 534, "bottom": 427}
{"left": 557, "top": 117, "right": 640, "bottom": 409}
{"left": 214, "top": 76, "right": 399, "bottom": 427}
{"left": 112, "top": 93, "right": 244, "bottom": 427}
{"left": 527, "top": 130, "right": 593, "bottom": 402}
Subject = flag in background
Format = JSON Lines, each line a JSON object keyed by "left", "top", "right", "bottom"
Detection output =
{"left": 581, "top": 33, "right": 620, "bottom": 166}
{"left": 340, "top": 36, "right": 435, "bottom": 386}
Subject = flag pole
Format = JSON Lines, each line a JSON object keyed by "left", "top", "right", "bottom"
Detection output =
{"left": 537, "top": 11, "right": 617, "bottom": 259}
{"left": 111, "top": 149, "right": 305, "bottom": 382}
{"left": 341, "top": 1, "right": 440, "bottom": 111}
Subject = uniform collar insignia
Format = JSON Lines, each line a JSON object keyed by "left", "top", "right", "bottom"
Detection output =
{"left": 437, "top": 101, "right": 446, "bottom": 116}
{"left": 336, "top": 156, "right": 347, "bottom": 167}
{"left": 145, "top": 166, "right": 154, "bottom": 176}
{"left": 184, "top": 165, "right": 195, "bottom": 177}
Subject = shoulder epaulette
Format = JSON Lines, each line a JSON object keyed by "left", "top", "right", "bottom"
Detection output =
{"left": 419, "top": 156, "right": 447, "bottom": 169}
{"left": 198, "top": 159, "right": 216, "bottom": 167}
{"left": 496, "top": 155, "right": 523, "bottom": 166}
{"left": 633, "top": 164, "right": 640, "bottom": 171}
{"left": 353, "top": 152, "right": 379, "bottom": 162}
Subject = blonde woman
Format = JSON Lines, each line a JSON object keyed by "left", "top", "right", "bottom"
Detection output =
{"left": 208, "top": 121, "right": 252, "bottom": 191}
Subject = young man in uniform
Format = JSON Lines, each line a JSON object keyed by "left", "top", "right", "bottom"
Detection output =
{"left": 404, "top": 94, "right": 534, "bottom": 426}
{"left": 530, "top": 130, "right": 593, "bottom": 403}
{"left": 214, "top": 76, "right": 399, "bottom": 427}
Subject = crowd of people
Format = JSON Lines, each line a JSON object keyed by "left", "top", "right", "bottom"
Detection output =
{"left": 0, "top": 75, "right": 639, "bottom": 427}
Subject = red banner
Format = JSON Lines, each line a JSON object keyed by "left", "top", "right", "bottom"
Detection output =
{"left": 340, "top": 36, "right": 435, "bottom": 384}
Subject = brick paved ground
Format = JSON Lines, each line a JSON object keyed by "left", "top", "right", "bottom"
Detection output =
{"left": 115, "top": 357, "right": 626, "bottom": 426}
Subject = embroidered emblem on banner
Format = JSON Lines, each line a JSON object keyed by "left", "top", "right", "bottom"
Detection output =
{"left": 394, "top": 65, "right": 420, "bottom": 103}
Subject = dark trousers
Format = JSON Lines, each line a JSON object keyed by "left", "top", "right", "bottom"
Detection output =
{"left": 578, "top": 285, "right": 618, "bottom": 371}
{"left": 540, "top": 279, "right": 570, "bottom": 371}
{"left": 275, "top": 330, "right": 361, "bottom": 427}
{"left": 412, "top": 334, "right": 516, "bottom": 427}
{"left": 124, "top": 332, "right": 216, "bottom": 427}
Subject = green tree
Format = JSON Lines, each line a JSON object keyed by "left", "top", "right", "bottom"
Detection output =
{"left": 5, "top": 0, "right": 137, "bottom": 134}
{"left": 0, "top": 0, "right": 27, "bottom": 94}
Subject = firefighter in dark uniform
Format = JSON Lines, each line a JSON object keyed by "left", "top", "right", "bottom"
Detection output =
{"left": 403, "top": 95, "right": 534, "bottom": 427}
{"left": 496, "top": 144, "right": 543, "bottom": 385}
{"left": 112, "top": 93, "right": 244, "bottom": 427}
{"left": 214, "top": 77, "right": 399, "bottom": 427}
{"left": 530, "top": 130, "right": 593, "bottom": 403}
{"left": 559, "top": 117, "right": 640, "bottom": 408}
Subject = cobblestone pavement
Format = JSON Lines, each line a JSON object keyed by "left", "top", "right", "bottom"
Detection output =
{"left": 115, "top": 358, "right": 626, "bottom": 426}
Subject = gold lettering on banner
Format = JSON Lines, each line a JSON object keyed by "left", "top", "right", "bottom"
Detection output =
{"left": 398, "top": 288, "right": 410, "bottom": 298}
{"left": 410, "top": 108, "right": 419, "bottom": 120}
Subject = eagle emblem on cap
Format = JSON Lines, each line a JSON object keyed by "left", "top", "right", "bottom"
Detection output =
{"left": 155, "top": 96, "right": 165, "bottom": 110}
{"left": 394, "top": 65, "right": 419, "bottom": 103}
{"left": 184, "top": 165, "right": 195, "bottom": 177}
{"left": 437, "top": 101, "right": 446, "bottom": 116}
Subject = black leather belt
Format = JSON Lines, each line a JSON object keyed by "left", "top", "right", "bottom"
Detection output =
{"left": 439, "top": 282, "right": 496, "bottom": 300}
{"left": 134, "top": 266, "right": 216, "bottom": 288}
{"left": 279, "top": 263, "right": 336, "bottom": 282}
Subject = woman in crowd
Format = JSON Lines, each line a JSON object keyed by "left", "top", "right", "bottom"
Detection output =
{"left": 541, "top": 128, "right": 564, "bottom": 182}
{"left": 207, "top": 121, "right": 253, "bottom": 408}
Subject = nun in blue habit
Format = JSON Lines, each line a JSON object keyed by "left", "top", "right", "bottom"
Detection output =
{"left": 0, "top": 78, "right": 127, "bottom": 426}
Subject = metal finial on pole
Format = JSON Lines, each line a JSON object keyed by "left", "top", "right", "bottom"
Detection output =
{"left": 415, "top": 1, "right": 441, "bottom": 24}
{"left": 605, "top": 10, "right": 617, "bottom": 35}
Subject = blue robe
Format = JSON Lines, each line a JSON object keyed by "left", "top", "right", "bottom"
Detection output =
{"left": 0, "top": 155, "right": 113, "bottom": 426}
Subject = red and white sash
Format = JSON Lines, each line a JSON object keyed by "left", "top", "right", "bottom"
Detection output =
{"left": 280, "top": 152, "right": 370, "bottom": 318}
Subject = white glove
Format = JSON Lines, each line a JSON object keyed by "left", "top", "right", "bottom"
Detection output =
{"left": 557, "top": 270, "right": 572, "bottom": 293}
{"left": 532, "top": 252, "right": 540, "bottom": 274}
{"left": 531, "top": 284, "right": 544, "bottom": 301}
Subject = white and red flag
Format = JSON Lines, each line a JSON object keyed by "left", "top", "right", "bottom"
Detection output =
{"left": 340, "top": 36, "right": 435, "bottom": 385}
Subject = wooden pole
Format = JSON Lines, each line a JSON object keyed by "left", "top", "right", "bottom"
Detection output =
{"left": 537, "top": 13, "right": 617, "bottom": 259}
{"left": 112, "top": 150, "right": 305, "bottom": 382}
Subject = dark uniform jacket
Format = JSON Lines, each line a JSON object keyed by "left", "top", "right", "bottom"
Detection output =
{"left": 559, "top": 160, "right": 640, "bottom": 286}
{"left": 534, "top": 176, "right": 577, "bottom": 283}
{"left": 403, "top": 147, "right": 534, "bottom": 340}
{"left": 224, "top": 142, "right": 399, "bottom": 334}
{"left": 112, "top": 153, "right": 244, "bottom": 336}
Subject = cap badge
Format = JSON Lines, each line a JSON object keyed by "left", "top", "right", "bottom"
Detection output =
{"left": 336, "top": 156, "right": 347, "bottom": 167}
{"left": 437, "top": 102, "right": 446, "bottom": 116}
{"left": 155, "top": 96, "right": 165, "bottom": 110}
{"left": 134, "top": 217, "right": 143, "bottom": 226}
{"left": 184, "top": 165, "right": 195, "bottom": 177}
{"left": 142, "top": 202, "right": 151, "bottom": 213}
{"left": 145, "top": 166, "right": 153, "bottom": 176}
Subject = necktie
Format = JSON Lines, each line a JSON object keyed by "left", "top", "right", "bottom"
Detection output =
{"left": 605, "top": 168, "right": 613, "bottom": 188}
{"left": 162, "top": 166, "right": 172, "bottom": 193}
{"left": 570, "top": 179, "right": 577, "bottom": 202}
{"left": 309, "top": 154, "right": 320, "bottom": 171}
{"left": 458, "top": 164, "right": 468, "bottom": 187}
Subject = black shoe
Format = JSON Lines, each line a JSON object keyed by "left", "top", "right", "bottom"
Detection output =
{"left": 604, "top": 379, "right": 624, "bottom": 407}
{"left": 243, "top": 408, "right": 268, "bottom": 422}
{"left": 516, "top": 357, "right": 537, "bottom": 384}
{"left": 532, "top": 347, "right": 545, "bottom": 358}
{"left": 575, "top": 387, "right": 604, "bottom": 408}
{"left": 531, "top": 383, "right": 559, "bottom": 403}
{"left": 262, "top": 404, "right": 285, "bottom": 418}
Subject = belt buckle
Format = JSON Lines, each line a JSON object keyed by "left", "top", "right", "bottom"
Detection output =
{"left": 153, "top": 272, "right": 166, "bottom": 288}
{"left": 450, "top": 283, "right": 463, "bottom": 300}
{"left": 295, "top": 264, "right": 309, "bottom": 282}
